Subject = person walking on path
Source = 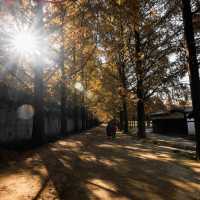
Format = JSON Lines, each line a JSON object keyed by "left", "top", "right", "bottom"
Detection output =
{"left": 106, "top": 119, "right": 117, "bottom": 139}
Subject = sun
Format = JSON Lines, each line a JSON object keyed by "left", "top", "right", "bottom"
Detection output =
{"left": 11, "top": 30, "right": 40, "bottom": 57}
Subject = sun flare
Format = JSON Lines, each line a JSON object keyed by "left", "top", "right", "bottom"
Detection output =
{"left": 11, "top": 30, "right": 40, "bottom": 56}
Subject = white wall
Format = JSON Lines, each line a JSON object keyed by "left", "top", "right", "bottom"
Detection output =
{"left": 0, "top": 106, "right": 81, "bottom": 143}
{"left": 187, "top": 119, "right": 195, "bottom": 135}
{"left": 0, "top": 107, "right": 32, "bottom": 143}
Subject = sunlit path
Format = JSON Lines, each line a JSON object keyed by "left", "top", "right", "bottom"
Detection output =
{"left": 0, "top": 126, "right": 200, "bottom": 200}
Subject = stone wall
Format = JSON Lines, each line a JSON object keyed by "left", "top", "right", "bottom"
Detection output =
{"left": 0, "top": 85, "right": 99, "bottom": 144}
{"left": 0, "top": 105, "right": 84, "bottom": 143}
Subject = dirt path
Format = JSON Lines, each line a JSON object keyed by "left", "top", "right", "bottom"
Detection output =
{"left": 0, "top": 126, "right": 200, "bottom": 200}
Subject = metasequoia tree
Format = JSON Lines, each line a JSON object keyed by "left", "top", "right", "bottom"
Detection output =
{"left": 82, "top": 0, "right": 132, "bottom": 132}
{"left": 0, "top": 0, "right": 46, "bottom": 144}
{"left": 0, "top": 0, "right": 96, "bottom": 140}
{"left": 32, "top": 0, "right": 46, "bottom": 145}
{"left": 90, "top": 0, "right": 187, "bottom": 137}
{"left": 182, "top": 0, "right": 200, "bottom": 159}
{"left": 74, "top": 0, "right": 187, "bottom": 135}
{"left": 46, "top": 0, "right": 97, "bottom": 130}
{"left": 124, "top": 0, "right": 187, "bottom": 138}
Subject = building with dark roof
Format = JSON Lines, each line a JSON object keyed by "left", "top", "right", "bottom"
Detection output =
{"left": 150, "top": 107, "right": 194, "bottom": 136}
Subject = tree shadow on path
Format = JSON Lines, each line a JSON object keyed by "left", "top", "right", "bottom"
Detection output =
{"left": 36, "top": 126, "right": 200, "bottom": 200}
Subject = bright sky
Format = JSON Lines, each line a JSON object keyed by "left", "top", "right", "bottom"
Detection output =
{"left": 168, "top": 53, "right": 190, "bottom": 84}
{"left": 168, "top": 53, "right": 177, "bottom": 63}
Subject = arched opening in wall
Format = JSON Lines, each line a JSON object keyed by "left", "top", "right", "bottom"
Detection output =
{"left": 17, "top": 104, "right": 34, "bottom": 120}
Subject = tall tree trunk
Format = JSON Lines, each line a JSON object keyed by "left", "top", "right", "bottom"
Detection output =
{"left": 118, "top": 61, "right": 129, "bottom": 133}
{"left": 32, "top": 0, "right": 45, "bottom": 145}
{"left": 119, "top": 110, "right": 123, "bottom": 131}
{"left": 135, "top": 30, "right": 146, "bottom": 138}
{"left": 122, "top": 96, "right": 128, "bottom": 133}
{"left": 60, "top": 7, "right": 67, "bottom": 135}
{"left": 32, "top": 66, "right": 45, "bottom": 144}
{"left": 118, "top": 9, "right": 129, "bottom": 134}
{"left": 73, "top": 103, "right": 79, "bottom": 132}
{"left": 85, "top": 110, "right": 88, "bottom": 129}
{"left": 81, "top": 54, "right": 86, "bottom": 131}
{"left": 182, "top": 0, "right": 200, "bottom": 159}
{"left": 60, "top": 43, "right": 67, "bottom": 135}
{"left": 81, "top": 106, "right": 86, "bottom": 130}
{"left": 137, "top": 96, "right": 145, "bottom": 138}
{"left": 72, "top": 44, "right": 79, "bottom": 132}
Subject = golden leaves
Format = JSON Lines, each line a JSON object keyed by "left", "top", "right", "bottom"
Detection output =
{"left": 116, "top": 0, "right": 126, "bottom": 6}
